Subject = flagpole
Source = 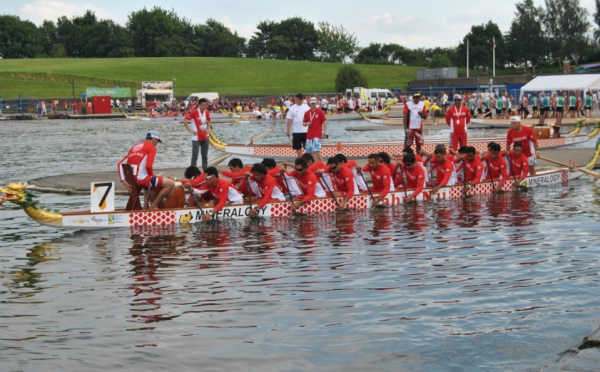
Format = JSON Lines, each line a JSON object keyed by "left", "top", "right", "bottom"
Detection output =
{"left": 492, "top": 36, "right": 496, "bottom": 77}
{"left": 466, "top": 39, "right": 469, "bottom": 78}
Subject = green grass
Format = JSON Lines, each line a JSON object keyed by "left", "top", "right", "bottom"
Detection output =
{"left": 0, "top": 57, "right": 421, "bottom": 99}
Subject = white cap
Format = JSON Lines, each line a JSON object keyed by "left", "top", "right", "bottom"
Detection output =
{"left": 147, "top": 130, "right": 163, "bottom": 143}
{"left": 453, "top": 94, "right": 462, "bottom": 100}
{"left": 309, "top": 97, "right": 317, "bottom": 104}
{"left": 510, "top": 116, "right": 521, "bottom": 123}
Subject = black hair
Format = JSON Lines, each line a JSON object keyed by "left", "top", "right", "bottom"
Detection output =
{"left": 513, "top": 141, "right": 523, "bottom": 148}
{"left": 251, "top": 163, "right": 267, "bottom": 175}
{"left": 402, "top": 147, "right": 414, "bottom": 155}
{"left": 368, "top": 153, "right": 380, "bottom": 161}
{"left": 261, "top": 158, "right": 277, "bottom": 169}
{"left": 301, "top": 153, "right": 315, "bottom": 163}
{"left": 198, "top": 98, "right": 208, "bottom": 104}
{"left": 457, "top": 146, "right": 469, "bottom": 154}
{"left": 184, "top": 166, "right": 201, "bottom": 179}
{"left": 294, "top": 157, "right": 308, "bottom": 168}
{"left": 403, "top": 153, "right": 416, "bottom": 165}
{"left": 465, "top": 146, "right": 476, "bottom": 155}
{"left": 205, "top": 166, "right": 219, "bottom": 177}
{"left": 434, "top": 146, "right": 447, "bottom": 155}
{"left": 326, "top": 157, "right": 340, "bottom": 166}
{"left": 489, "top": 143, "right": 502, "bottom": 152}
{"left": 334, "top": 153, "right": 347, "bottom": 163}
{"left": 378, "top": 151, "right": 391, "bottom": 164}
{"left": 228, "top": 158, "right": 243, "bottom": 168}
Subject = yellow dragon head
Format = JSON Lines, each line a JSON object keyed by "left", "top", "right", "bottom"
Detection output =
{"left": 0, "top": 182, "right": 33, "bottom": 207}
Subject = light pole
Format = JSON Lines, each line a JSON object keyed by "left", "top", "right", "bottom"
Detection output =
{"left": 172, "top": 77, "right": 176, "bottom": 100}
{"left": 72, "top": 79, "right": 75, "bottom": 100}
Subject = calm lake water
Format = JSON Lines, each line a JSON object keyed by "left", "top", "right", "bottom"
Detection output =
{"left": 1, "top": 118, "right": 600, "bottom": 371}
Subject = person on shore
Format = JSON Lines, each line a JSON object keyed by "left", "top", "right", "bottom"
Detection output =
{"left": 445, "top": 94, "right": 471, "bottom": 151}
{"left": 246, "top": 163, "right": 286, "bottom": 216}
{"left": 286, "top": 93, "right": 310, "bottom": 157}
{"left": 117, "top": 130, "right": 175, "bottom": 210}
{"left": 403, "top": 93, "right": 428, "bottom": 155}
{"left": 506, "top": 116, "right": 539, "bottom": 176}
{"left": 303, "top": 97, "right": 328, "bottom": 163}
{"left": 554, "top": 91, "right": 566, "bottom": 138}
{"left": 194, "top": 167, "right": 244, "bottom": 221}
{"left": 183, "top": 98, "right": 212, "bottom": 170}
{"left": 584, "top": 91, "right": 593, "bottom": 118}
{"left": 251, "top": 107, "right": 263, "bottom": 120}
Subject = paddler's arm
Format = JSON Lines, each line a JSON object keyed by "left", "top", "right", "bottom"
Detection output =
{"left": 322, "top": 120, "right": 328, "bottom": 139}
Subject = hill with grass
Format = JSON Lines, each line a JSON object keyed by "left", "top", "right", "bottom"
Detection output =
{"left": 0, "top": 57, "right": 422, "bottom": 99}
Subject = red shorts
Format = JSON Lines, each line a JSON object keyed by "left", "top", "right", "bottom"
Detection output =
{"left": 405, "top": 129, "right": 424, "bottom": 147}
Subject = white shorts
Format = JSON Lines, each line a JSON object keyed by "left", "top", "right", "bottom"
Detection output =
{"left": 305, "top": 138, "right": 322, "bottom": 153}
{"left": 528, "top": 155, "right": 537, "bottom": 166}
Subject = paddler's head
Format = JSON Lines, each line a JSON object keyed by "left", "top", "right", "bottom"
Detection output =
{"left": 294, "top": 158, "right": 308, "bottom": 176}
{"left": 434, "top": 146, "right": 446, "bottom": 163}
{"left": 146, "top": 130, "right": 163, "bottom": 145}
{"left": 251, "top": 163, "right": 268, "bottom": 182}
{"left": 512, "top": 142, "right": 523, "bottom": 157}
{"left": 489, "top": 142, "right": 501, "bottom": 160}
{"left": 465, "top": 146, "right": 476, "bottom": 162}
{"left": 326, "top": 156, "right": 341, "bottom": 174}
{"left": 205, "top": 167, "right": 219, "bottom": 187}
{"left": 403, "top": 153, "right": 416, "bottom": 170}
{"left": 367, "top": 153, "right": 381, "bottom": 170}
{"left": 301, "top": 153, "right": 315, "bottom": 166}
{"left": 228, "top": 158, "right": 244, "bottom": 172}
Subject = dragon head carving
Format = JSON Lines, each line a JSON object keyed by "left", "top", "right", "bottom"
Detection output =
{"left": 0, "top": 182, "right": 35, "bottom": 207}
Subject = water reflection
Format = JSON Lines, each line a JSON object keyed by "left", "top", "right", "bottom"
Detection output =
{"left": 8, "top": 242, "right": 60, "bottom": 297}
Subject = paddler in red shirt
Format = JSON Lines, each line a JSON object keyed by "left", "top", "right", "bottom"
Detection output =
{"left": 316, "top": 156, "right": 359, "bottom": 210}
{"left": 483, "top": 142, "right": 509, "bottom": 193}
{"left": 199, "top": 167, "right": 244, "bottom": 221}
{"left": 398, "top": 153, "right": 426, "bottom": 202}
{"left": 504, "top": 142, "right": 529, "bottom": 184}
{"left": 246, "top": 163, "right": 286, "bottom": 216}
{"left": 506, "top": 116, "right": 539, "bottom": 175}
{"left": 219, "top": 158, "right": 252, "bottom": 197}
{"left": 180, "top": 165, "right": 206, "bottom": 207}
{"left": 117, "top": 130, "right": 175, "bottom": 210}
{"left": 430, "top": 146, "right": 458, "bottom": 194}
{"left": 358, "top": 153, "right": 394, "bottom": 206}
{"left": 280, "top": 157, "right": 326, "bottom": 210}
{"left": 463, "top": 146, "right": 484, "bottom": 191}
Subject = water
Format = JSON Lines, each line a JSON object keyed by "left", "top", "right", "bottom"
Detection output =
{"left": 1, "top": 119, "right": 600, "bottom": 371}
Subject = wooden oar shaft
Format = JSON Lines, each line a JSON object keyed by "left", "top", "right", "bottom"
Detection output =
{"left": 538, "top": 155, "right": 600, "bottom": 179}
{"left": 210, "top": 126, "right": 275, "bottom": 166}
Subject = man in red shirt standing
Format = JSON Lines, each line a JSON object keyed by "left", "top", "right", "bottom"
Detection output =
{"left": 446, "top": 94, "right": 471, "bottom": 151}
{"left": 359, "top": 153, "right": 393, "bottom": 206}
{"left": 303, "top": 97, "right": 328, "bottom": 163}
{"left": 117, "top": 130, "right": 175, "bottom": 210}
{"left": 506, "top": 116, "right": 539, "bottom": 175}
{"left": 183, "top": 98, "right": 212, "bottom": 170}
{"left": 404, "top": 93, "right": 428, "bottom": 155}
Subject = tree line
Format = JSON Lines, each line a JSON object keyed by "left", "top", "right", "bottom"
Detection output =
{"left": 0, "top": 0, "right": 599, "bottom": 70}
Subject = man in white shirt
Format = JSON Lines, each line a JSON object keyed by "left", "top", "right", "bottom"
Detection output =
{"left": 286, "top": 93, "right": 310, "bottom": 157}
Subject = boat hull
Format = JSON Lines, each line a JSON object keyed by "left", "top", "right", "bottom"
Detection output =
{"left": 56, "top": 168, "right": 572, "bottom": 230}
{"left": 224, "top": 135, "right": 589, "bottom": 161}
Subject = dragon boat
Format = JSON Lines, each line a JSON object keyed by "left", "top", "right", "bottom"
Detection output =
{"left": 220, "top": 134, "right": 591, "bottom": 161}
{"left": 0, "top": 168, "right": 584, "bottom": 230}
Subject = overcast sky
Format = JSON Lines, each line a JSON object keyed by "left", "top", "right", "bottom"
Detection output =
{"left": 4, "top": 0, "right": 597, "bottom": 49}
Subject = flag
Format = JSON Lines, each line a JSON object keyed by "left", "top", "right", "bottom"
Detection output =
{"left": 493, "top": 36, "right": 496, "bottom": 49}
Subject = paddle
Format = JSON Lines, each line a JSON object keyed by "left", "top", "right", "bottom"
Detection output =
{"left": 210, "top": 125, "right": 275, "bottom": 166}
{"left": 320, "top": 173, "right": 340, "bottom": 208}
{"left": 245, "top": 175, "right": 258, "bottom": 218}
{"left": 397, "top": 164, "right": 409, "bottom": 201}
{"left": 189, "top": 190, "right": 208, "bottom": 220}
{"left": 485, "top": 158, "right": 502, "bottom": 193}
{"left": 281, "top": 172, "right": 301, "bottom": 216}
{"left": 462, "top": 159, "right": 470, "bottom": 197}
{"left": 358, "top": 169, "right": 384, "bottom": 208}
{"left": 538, "top": 155, "right": 600, "bottom": 179}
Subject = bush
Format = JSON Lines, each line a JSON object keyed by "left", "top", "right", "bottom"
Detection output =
{"left": 334, "top": 65, "right": 368, "bottom": 92}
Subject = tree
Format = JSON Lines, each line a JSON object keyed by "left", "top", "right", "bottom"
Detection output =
{"left": 594, "top": 0, "right": 600, "bottom": 42}
{"left": 194, "top": 19, "right": 245, "bottom": 57}
{"left": 455, "top": 22, "right": 506, "bottom": 70}
{"left": 429, "top": 54, "right": 452, "bottom": 68}
{"left": 354, "top": 43, "right": 391, "bottom": 64}
{"left": 0, "top": 15, "right": 40, "bottom": 58}
{"left": 542, "top": 0, "right": 590, "bottom": 65}
{"left": 247, "top": 17, "right": 319, "bottom": 60}
{"left": 127, "top": 7, "right": 196, "bottom": 57}
{"left": 506, "top": 0, "right": 547, "bottom": 71}
{"left": 315, "top": 22, "right": 359, "bottom": 63}
{"left": 334, "top": 65, "right": 368, "bottom": 92}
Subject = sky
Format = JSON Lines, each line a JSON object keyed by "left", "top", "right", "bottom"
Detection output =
{"left": 4, "top": 0, "right": 597, "bottom": 49}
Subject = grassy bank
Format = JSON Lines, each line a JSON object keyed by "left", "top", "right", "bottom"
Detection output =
{"left": 0, "top": 57, "right": 421, "bottom": 99}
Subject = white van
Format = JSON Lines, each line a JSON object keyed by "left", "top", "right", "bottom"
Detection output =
{"left": 344, "top": 87, "right": 398, "bottom": 104}
{"left": 183, "top": 92, "right": 219, "bottom": 108}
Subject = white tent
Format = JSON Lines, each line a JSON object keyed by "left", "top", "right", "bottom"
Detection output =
{"left": 520, "top": 74, "right": 600, "bottom": 96}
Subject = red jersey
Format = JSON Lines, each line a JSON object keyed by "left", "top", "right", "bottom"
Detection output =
{"left": 445, "top": 105, "right": 471, "bottom": 134}
{"left": 386, "top": 162, "right": 397, "bottom": 176}
{"left": 506, "top": 126, "right": 537, "bottom": 157}
{"left": 181, "top": 173, "right": 206, "bottom": 189}
{"left": 361, "top": 164, "right": 393, "bottom": 199}
{"left": 117, "top": 141, "right": 156, "bottom": 186}
{"left": 463, "top": 157, "right": 484, "bottom": 185}
{"left": 303, "top": 108, "right": 327, "bottom": 140}
{"left": 326, "top": 166, "right": 358, "bottom": 199}
{"left": 221, "top": 166, "right": 252, "bottom": 189}
{"left": 433, "top": 158, "right": 456, "bottom": 187}
{"left": 484, "top": 154, "right": 508, "bottom": 185}
{"left": 249, "top": 174, "right": 285, "bottom": 208}
{"left": 506, "top": 151, "right": 529, "bottom": 179}
{"left": 184, "top": 108, "right": 211, "bottom": 141}
{"left": 205, "top": 178, "right": 242, "bottom": 212}
{"left": 286, "top": 169, "right": 323, "bottom": 203}
{"left": 398, "top": 164, "right": 426, "bottom": 197}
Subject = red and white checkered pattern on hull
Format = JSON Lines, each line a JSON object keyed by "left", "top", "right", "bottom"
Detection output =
{"left": 129, "top": 211, "right": 177, "bottom": 227}
{"left": 232, "top": 136, "right": 577, "bottom": 159}
{"left": 267, "top": 194, "right": 370, "bottom": 216}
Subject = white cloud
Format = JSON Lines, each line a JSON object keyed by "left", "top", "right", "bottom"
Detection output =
{"left": 20, "top": 0, "right": 122, "bottom": 25}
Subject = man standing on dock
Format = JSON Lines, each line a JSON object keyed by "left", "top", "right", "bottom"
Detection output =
{"left": 303, "top": 97, "right": 328, "bottom": 163}
{"left": 183, "top": 98, "right": 212, "bottom": 170}
{"left": 404, "top": 93, "right": 428, "bottom": 155}
{"left": 286, "top": 93, "right": 310, "bottom": 157}
{"left": 445, "top": 94, "right": 471, "bottom": 151}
